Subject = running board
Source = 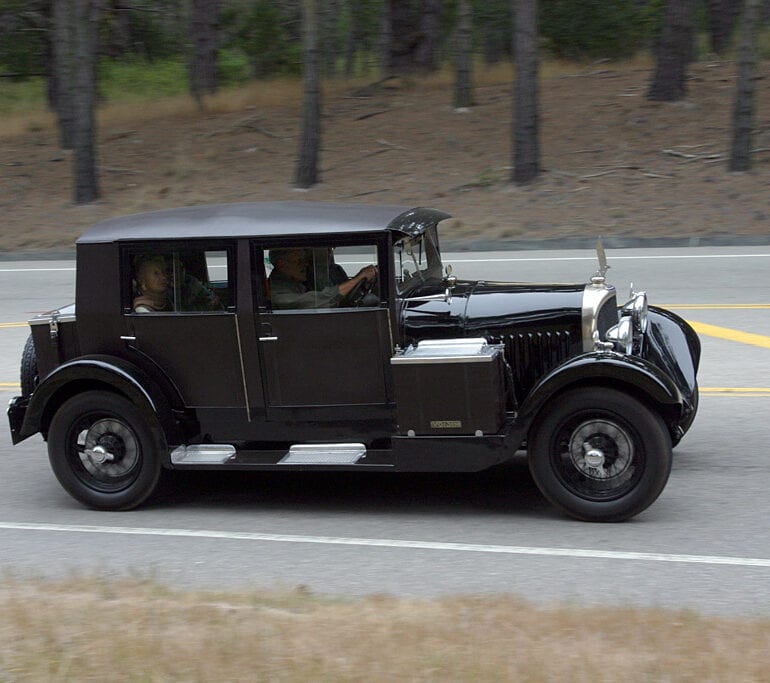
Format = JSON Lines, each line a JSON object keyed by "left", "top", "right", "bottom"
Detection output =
{"left": 170, "top": 444, "right": 236, "bottom": 465}
{"left": 278, "top": 443, "right": 366, "bottom": 465}
{"left": 169, "top": 443, "right": 368, "bottom": 466}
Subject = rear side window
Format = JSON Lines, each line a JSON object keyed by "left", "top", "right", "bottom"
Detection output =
{"left": 125, "top": 247, "right": 234, "bottom": 313}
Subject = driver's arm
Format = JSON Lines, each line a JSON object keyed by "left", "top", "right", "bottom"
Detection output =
{"left": 338, "top": 265, "right": 377, "bottom": 298}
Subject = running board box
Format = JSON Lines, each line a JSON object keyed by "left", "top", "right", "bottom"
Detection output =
{"left": 391, "top": 338, "right": 505, "bottom": 436}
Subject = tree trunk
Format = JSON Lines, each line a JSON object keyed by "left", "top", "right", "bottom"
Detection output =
{"left": 730, "top": 0, "right": 761, "bottom": 172}
{"left": 707, "top": 0, "right": 742, "bottom": 55}
{"left": 415, "top": 0, "right": 441, "bottom": 72}
{"left": 53, "top": 0, "right": 100, "bottom": 202}
{"left": 454, "top": 0, "right": 473, "bottom": 109}
{"left": 512, "top": 0, "right": 539, "bottom": 185}
{"left": 189, "top": 0, "right": 220, "bottom": 107}
{"left": 344, "top": 0, "right": 359, "bottom": 77}
{"left": 383, "top": 0, "right": 440, "bottom": 74}
{"left": 295, "top": 0, "right": 322, "bottom": 188}
{"left": 379, "top": 0, "right": 393, "bottom": 75}
{"left": 52, "top": 0, "right": 76, "bottom": 149}
{"left": 648, "top": 0, "right": 695, "bottom": 102}
{"left": 323, "top": 0, "right": 338, "bottom": 77}
{"left": 72, "top": 0, "right": 101, "bottom": 204}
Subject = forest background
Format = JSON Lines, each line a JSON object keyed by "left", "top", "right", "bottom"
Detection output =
{"left": 0, "top": 0, "right": 768, "bottom": 253}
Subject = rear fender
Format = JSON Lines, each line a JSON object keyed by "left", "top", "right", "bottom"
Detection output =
{"left": 18, "top": 355, "right": 184, "bottom": 447}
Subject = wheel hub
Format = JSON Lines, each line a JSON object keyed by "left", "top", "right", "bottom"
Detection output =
{"left": 569, "top": 420, "right": 633, "bottom": 480}
{"left": 76, "top": 418, "right": 139, "bottom": 480}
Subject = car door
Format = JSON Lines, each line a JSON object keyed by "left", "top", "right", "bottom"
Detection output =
{"left": 122, "top": 244, "right": 247, "bottom": 421}
{"left": 253, "top": 239, "right": 394, "bottom": 420}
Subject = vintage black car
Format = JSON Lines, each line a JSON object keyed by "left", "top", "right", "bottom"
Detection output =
{"left": 8, "top": 202, "right": 700, "bottom": 521}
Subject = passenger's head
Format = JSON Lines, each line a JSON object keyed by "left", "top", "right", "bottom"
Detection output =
{"left": 135, "top": 254, "right": 168, "bottom": 295}
{"left": 270, "top": 248, "right": 309, "bottom": 282}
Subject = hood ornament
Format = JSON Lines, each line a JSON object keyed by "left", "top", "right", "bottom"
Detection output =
{"left": 592, "top": 236, "right": 609, "bottom": 284}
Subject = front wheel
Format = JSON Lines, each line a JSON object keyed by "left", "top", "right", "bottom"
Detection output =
{"left": 47, "top": 391, "right": 165, "bottom": 510}
{"left": 528, "top": 388, "right": 672, "bottom": 522}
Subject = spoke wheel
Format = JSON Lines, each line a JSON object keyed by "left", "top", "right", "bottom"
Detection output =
{"left": 48, "top": 391, "right": 164, "bottom": 510}
{"left": 528, "top": 388, "right": 671, "bottom": 522}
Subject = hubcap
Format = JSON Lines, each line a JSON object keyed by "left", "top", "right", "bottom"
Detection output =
{"left": 75, "top": 418, "right": 139, "bottom": 482}
{"left": 569, "top": 419, "right": 633, "bottom": 480}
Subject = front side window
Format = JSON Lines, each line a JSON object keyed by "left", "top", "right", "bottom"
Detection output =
{"left": 263, "top": 243, "right": 380, "bottom": 311}
{"left": 127, "top": 248, "right": 232, "bottom": 313}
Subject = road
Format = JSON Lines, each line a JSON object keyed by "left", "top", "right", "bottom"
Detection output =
{"left": 1, "top": 246, "right": 769, "bottom": 617}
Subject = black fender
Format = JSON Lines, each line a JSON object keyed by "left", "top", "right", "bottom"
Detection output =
{"left": 645, "top": 306, "right": 700, "bottom": 396}
{"left": 17, "top": 355, "right": 185, "bottom": 448}
{"left": 517, "top": 352, "right": 685, "bottom": 442}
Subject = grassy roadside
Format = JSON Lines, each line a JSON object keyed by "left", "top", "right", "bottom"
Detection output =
{"left": 1, "top": 577, "right": 769, "bottom": 681}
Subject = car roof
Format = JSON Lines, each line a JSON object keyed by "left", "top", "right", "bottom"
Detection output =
{"left": 76, "top": 201, "right": 451, "bottom": 244}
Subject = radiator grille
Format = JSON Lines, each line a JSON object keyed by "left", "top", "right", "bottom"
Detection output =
{"left": 504, "top": 329, "right": 574, "bottom": 401}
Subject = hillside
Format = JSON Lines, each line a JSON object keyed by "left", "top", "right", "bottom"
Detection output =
{"left": 1, "top": 60, "right": 768, "bottom": 253}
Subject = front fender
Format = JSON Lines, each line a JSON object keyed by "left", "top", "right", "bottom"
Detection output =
{"left": 518, "top": 352, "right": 684, "bottom": 437}
{"left": 18, "top": 355, "right": 184, "bottom": 445}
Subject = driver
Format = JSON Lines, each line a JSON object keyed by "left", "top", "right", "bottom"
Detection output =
{"left": 269, "top": 248, "right": 377, "bottom": 310}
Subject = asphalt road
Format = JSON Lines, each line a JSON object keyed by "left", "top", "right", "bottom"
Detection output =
{"left": 1, "top": 246, "right": 769, "bottom": 617}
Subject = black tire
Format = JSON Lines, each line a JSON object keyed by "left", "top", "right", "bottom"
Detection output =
{"left": 47, "top": 390, "right": 165, "bottom": 510}
{"left": 20, "top": 334, "right": 38, "bottom": 397}
{"left": 528, "top": 388, "right": 672, "bottom": 522}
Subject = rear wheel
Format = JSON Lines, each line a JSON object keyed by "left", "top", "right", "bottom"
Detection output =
{"left": 528, "top": 388, "right": 672, "bottom": 522}
{"left": 48, "top": 391, "right": 165, "bottom": 510}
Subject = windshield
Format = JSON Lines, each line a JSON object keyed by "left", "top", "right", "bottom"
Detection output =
{"left": 394, "top": 225, "right": 443, "bottom": 294}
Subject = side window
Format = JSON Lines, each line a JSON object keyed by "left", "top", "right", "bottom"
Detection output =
{"left": 127, "top": 247, "right": 234, "bottom": 313}
{"left": 263, "top": 243, "right": 380, "bottom": 311}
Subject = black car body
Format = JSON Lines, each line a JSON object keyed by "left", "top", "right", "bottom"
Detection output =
{"left": 8, "top": 202, "right": 700, "bottom": 520}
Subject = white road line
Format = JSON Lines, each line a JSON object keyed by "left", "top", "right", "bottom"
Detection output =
{"left": 447, "top": 253, "right": 770, "bottom": 263}
{"left": 0, "top": 267, "right": 75, "bottom": 273}
{"left": 1, "top": 253, "right": 770, "bottom": 273}
{"left": 1, "top": 522, "right": 769, "bottom": 568}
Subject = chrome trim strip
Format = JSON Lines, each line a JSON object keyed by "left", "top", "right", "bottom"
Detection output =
{"left": 234, "top": 316, "right": 251, "bottom": 422}
{"left": 29, "top": 314, "right": 77, "bottom": 326}
{"left": 391, "top": 354, "right": 495, "bottom": 365}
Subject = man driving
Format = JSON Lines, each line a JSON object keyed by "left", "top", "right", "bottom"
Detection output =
{"left": 269, "top": 247, "right": 377, "bottom": 310}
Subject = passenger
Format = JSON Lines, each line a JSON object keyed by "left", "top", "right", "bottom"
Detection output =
{"left": 133, "top": 254, "right": 172, "bottom": 313}
{"left": 269, "top": 248, "right": 377, "bottom": 310}
{"left": 178, "top": 266, "right": 223, "bottom": 311}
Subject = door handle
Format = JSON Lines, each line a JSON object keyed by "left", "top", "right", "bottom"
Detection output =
{"left": 120, "top": 335, "right": 137, "bottom": 341}
{"left": 259, "top": 336, "right": 278, "bottom": 342}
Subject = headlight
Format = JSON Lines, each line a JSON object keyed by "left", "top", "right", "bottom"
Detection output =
{"left": 606, "top": 316, "right": 634, "bottom": 354}
{"left": 624, "top": 291, "right": 648, "bottom": 335}
{"left": 607, "top": 292, "right": 648, "bottom": 354}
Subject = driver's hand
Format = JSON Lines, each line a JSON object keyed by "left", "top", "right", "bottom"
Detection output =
{"left": 357, "top": 265, "right": 378, "bottom": 281}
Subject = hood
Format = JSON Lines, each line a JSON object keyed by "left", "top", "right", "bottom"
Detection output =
{"left": 401, "top": 279, "right": 585, "bottom": 341}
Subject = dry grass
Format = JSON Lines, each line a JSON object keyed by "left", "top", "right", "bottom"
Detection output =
{"left": 1, "top": 577, "right": 769, "bottom": 681}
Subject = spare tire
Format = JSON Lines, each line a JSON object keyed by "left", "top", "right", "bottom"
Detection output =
{"left": 20, "top": 334, "right": 38, "bottom": 397}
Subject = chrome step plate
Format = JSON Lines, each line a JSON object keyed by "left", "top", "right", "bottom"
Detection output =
{"left": 278, "top": 443, "right": 366, "bottom": 465}
{"left": 170, "top": 444, "right": 236, "bottom": 465}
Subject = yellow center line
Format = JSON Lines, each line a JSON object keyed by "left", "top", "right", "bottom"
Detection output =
{"left": 685, "top": 321, "right": 770, "bottom": 349}
{"left": 0, "top": 322, "right": 28, "bottom": 329}
{"left": 700, "top": 387, "right": 770, "bottom": 396}
{"left": 662, "top": 304, "right": 770, "bottom": 310}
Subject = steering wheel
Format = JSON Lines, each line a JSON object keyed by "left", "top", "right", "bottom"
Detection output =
{"left": 340, "top": 276, "right": 376, "bottom": 307}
